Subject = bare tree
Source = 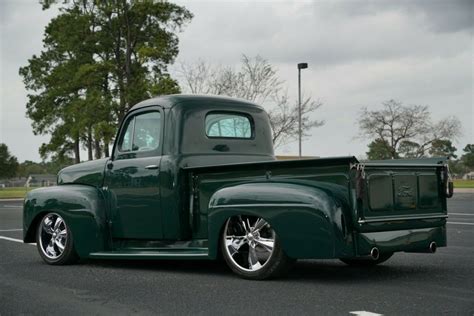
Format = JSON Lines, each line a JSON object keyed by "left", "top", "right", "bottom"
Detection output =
{"left": 358, "top": 100, "right": 461, "bottom": 159}
{"left": 176, "top": 55, "right": 324, "bottom": 148}
{"left": 268, "top": 93, "right": 324, "bottom": 148}
{"left": 177, "top": 60, "right": 217, "bottom": 95}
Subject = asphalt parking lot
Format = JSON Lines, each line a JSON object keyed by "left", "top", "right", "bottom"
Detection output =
{"left": 1, "top": 193, "right": 473, "bottom": 315}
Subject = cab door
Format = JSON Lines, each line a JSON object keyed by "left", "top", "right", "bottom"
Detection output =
{"left": 105, "top": 107, "right": 164, "bottom": 239}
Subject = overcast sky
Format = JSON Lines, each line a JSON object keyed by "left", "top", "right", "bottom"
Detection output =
{"left": 0, "top": 0, "right": 472, "bottom": 162}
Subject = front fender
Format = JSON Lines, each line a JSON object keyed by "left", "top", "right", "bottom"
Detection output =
{"left": 23, "top": 185, "right": 107, "bottom": 257}
{"left": 207, "top": 182, "right": 342, "bottom": 259}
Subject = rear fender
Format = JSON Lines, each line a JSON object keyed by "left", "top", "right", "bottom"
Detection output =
{"left": 207, "top": 182, "right": 341, "bottom": 259}
{"left": 23, "top": 185, "right": 107, "bottom": 257}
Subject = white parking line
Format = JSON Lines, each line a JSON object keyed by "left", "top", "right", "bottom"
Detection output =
{"left": 0, "top": 235, "right": 36, "bottom": 246}
{"left": 447, "top": 222, "right": 474, "bottom": 226}
{"left": 349, "top": 311, "right": 383, "bottom": 316}
{"left": 0, "top": 229, "right": 23, "bottom": 232}
{"left": 0, "top": 236, "right": 35, "bottom": 245}
{"left": 1, "top": 236, "right": 22, "bottom": 243}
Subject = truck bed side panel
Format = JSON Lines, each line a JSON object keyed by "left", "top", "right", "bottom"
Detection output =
{"left": 186, "top": 157, "right": 357, "bottom": 259}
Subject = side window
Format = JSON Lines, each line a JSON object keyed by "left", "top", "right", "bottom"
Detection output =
{"left": 117, "top": 111, "right": 161, "bottom": 154}
{"left": 132, "top": 112, "right": 161, "bottom": 151}
{"left": 206, "top": 113, "right": 253, "bottom": 138}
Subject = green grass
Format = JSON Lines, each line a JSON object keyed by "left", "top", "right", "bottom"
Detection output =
{"left": 0, "top": 187, "right": 33, "bottom": 199}
{"left": 453, "top": 179, "right": 474, "bottom": 189}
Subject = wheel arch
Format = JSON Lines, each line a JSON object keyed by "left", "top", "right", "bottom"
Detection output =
{"left": 207, "top": 182, "right": 341, "bottom": 259}
{"left": 24, "top": 210, "right": 48, "bottom": 243}
{"left": 23, "top": 185, "right": 108, "bottom": 257}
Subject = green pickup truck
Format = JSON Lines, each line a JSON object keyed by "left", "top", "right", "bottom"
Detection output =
{"left": 23, "top": 95, "right": 453, "bottom": 279}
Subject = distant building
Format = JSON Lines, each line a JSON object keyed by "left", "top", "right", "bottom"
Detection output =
{"left": 0, "top": 177, "right": 28, "bottom": 187}
{"left": 463, "top": 171, "right": 474, "bottom": 180}
{"left": 26, "top": 174, "right": 57, "bottom": 187}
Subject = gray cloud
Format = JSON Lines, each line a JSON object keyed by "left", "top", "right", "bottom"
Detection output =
{"left": 323, "top": 0, "right": 473, "bottom": 33}
{"left": 176, "top": 1, "right": 472, "bottom": 67}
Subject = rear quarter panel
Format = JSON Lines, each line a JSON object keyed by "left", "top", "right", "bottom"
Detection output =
{"left": 207, "top": 182, "right": 338, "bottom": 259}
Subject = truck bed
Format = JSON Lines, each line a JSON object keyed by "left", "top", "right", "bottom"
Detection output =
{"left": 185, "top": 156, "right": 448, "bottom": 258}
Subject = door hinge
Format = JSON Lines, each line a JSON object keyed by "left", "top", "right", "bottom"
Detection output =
{"left": 192, "top": 175, "right": 199, "bottom": 196}
{"left": 189, "top": 175, "right": 200, "bottom": 229}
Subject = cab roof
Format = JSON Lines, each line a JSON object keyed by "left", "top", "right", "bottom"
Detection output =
{"left": 130, "top": 94, "right": 264, "bottom": 112}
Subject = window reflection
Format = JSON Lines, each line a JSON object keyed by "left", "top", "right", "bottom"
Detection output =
{"left": 206, "top": 113, "right": 252, "bottom": 138}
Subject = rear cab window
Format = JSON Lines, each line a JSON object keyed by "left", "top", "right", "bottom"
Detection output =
{"left": 205, "top": 113, "right": 253, "bottom": 139}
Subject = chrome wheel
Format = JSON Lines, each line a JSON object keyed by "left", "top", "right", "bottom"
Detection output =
{"left": 38, "top": 213, "right": 68, "bottom": 260}
{"left": 223, "top": 215, "right": 275, "bottom": 272}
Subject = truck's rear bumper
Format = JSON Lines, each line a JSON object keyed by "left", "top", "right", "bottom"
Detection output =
{"left": 355, "top": 225, "right": 446, "bottom": 255}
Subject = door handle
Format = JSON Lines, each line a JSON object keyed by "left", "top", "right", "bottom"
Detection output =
{"left": 145, "top": 165, "right": 159, "bottom": 170}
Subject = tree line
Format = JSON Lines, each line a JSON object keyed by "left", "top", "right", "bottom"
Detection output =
{"left": 0, "top": 143, "right": 72, "bottom": 178}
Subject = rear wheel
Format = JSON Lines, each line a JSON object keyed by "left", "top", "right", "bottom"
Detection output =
{"left": 340, "top": 253, "right": 393, "bottom": 266}
{"left": 221, "top": 215, "right": 294, "bottom": 280}
{"left": 36, "top": 212, "right": 79, "bottom": 265}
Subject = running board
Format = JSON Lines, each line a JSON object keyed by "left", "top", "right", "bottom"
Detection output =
{"left": 88, "top": 248, "right": 209, "bottom": 260}
{"left": 358, "top": 214, "right": 448, "bottom": 224}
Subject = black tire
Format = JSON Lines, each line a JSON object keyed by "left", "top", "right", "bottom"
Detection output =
{"left": 221, "top": 215, "right": 295, "bottom": 280}
{"left": 36, "top": 212, "right": 79, "bottom": 265}
{"left": 340, "top": 252, "right": 393, "bottom": 266}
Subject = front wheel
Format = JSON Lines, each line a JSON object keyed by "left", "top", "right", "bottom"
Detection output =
{"left": 36, "top": 212, "right": 79, "bottom": 265}
{"left": 221, "top": 215, "right": 294, "bottom": 280}
{"left": 340, "top": 253, "right": 393, "bottom": 266}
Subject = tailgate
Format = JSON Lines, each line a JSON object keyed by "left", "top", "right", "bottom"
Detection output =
{"left": 355, "top": 158, "right": 450, "bottom": 232}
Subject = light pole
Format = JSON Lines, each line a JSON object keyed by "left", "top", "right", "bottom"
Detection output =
{"left": 297, "top": 62, "right": 308, "bottom": 158}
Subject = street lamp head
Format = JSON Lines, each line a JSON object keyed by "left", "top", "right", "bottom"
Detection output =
{"left": 297, "top": 62, "right": 308, "bottom": 69}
